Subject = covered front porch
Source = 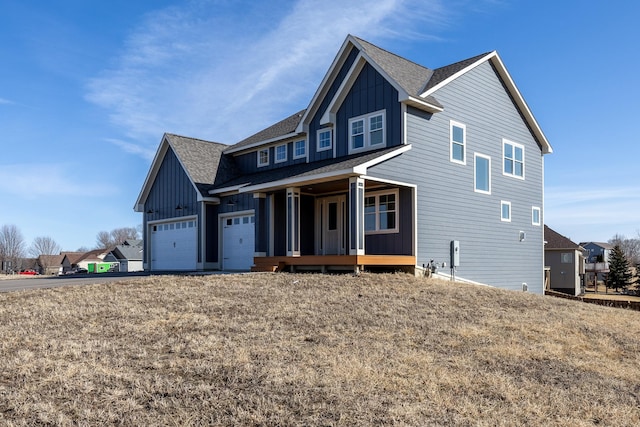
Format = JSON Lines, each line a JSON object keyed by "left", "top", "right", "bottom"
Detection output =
{"left": 248, "top": 174, "right": 416, "bottom": 273}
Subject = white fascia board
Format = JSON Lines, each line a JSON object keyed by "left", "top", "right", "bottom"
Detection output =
{"left": 198, "top": 196, "right": 221, "bottom": 203}
{"left": 420, "top": 52, "right": 493, "bottom": 98}
{"left": 224, "top": 132, "right": 300, "bottom": 155}
{"left": 208, "top": 183, "right": 249, "bottom": 195}
{"left": 421, "top": 51, "right": 552, "bottom": 154}
{"left": 401, "top": 95, "right": 444, "bottom": 113}
{"left": 239, "top": 169, "right": 357, "bottom": 193}
{"left": 134, "top": 135, "right": 170, "bottom": 212}
{"left": 353, "top": 145, "right": 412, "bottom": 174}
{"left": 488, "top": 53, "right": 553, "bottom": 154}
{"left": 296, "top": 37, "right": 356, "bottom": 134}
{"left": 320, "top": 53, "right": 367, "bottom": 125}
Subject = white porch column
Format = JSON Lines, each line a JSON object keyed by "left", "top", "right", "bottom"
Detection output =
{"left": 286, "top": 187, "right": 301, "bottom": 256}
{"left": 349, "top": 177, "right": 365, "bottom": 255}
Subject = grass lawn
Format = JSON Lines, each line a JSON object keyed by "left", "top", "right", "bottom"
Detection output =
{"left": 0, "top": 272, "right": 639, "bottom": 426}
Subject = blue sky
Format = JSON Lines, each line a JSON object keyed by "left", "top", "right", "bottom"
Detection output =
{"left": 1, "top": 0, "right": 638, "bottom": 251}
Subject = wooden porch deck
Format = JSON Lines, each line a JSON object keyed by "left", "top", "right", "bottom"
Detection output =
{"left": 251, "top": 255, "right": 416, "bottom": 273}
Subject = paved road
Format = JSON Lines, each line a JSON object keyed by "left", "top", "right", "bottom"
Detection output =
{"left": 0, "top": 272, "right": 150, "bottom": 293}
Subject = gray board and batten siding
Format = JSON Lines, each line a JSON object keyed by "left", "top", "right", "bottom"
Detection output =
{"left": 368, "top": 60, "right": 544, "bottom": 292}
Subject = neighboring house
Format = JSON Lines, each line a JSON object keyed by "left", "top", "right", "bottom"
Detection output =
{"left": 544, "top": 225, "right": 585, "bottom": 296}
{"left": 135, "top": 35, "right": 552, "bottom": 292}
{"left": 579, "top": 241, "right": 613, "bottom": 286}
{"left": 75, "top": 249, "right": 114, "bottom": 272}
{"left": 37, "top": 254, "right": 68, "bottom": 275}
{"left": 104, "top": 240, "right": 144, "bottom": 272}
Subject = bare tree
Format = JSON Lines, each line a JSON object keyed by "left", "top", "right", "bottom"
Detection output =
{"left": 95, "top": 227, "right": 140, "bottom": 249}
{"left": 0, "top": 224, "right": 26, "bottom": 273}
{"left": 29, "top": 236, "right": 61, "bottom": 257}
{"left": 96, "top": 231, "right": 112, "bottom": 249}
{"left": 111, "top": 227, "right": 139, "bottom": 245}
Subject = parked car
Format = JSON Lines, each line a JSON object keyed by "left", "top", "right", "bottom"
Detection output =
{"left": 66, "top": 267, "right": 88, "bottom": 275}
{"left": 18, "top": 269, "right": 39, "bottom": 275}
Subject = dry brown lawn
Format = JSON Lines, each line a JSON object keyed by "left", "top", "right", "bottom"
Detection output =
{"left": 0, "top": 272, "right": 639, "bottom": 426}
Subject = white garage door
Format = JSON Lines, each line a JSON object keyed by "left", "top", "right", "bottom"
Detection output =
{"left": 222, "top": 214, "right": 255, "bottom": 270}
{"left": 151, "top": 219, "right": 197, "bottom": 271}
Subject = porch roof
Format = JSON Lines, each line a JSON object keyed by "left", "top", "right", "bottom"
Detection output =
{"left": 208, "top": 145, "right": 410, "bottom": 195}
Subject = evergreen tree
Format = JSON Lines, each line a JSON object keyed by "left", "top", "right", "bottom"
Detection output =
{"left": 608, "top": 245, "right": 633, "bottom": 292}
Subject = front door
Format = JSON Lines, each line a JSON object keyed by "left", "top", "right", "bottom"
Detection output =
{"left": 317, "top": 195, "right": 345, "bottom": 255}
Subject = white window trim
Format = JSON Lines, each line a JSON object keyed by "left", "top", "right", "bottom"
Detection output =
{"left": 293, "top": 139, "right": 307, "bottom": 159}
{"left": 257, "top": 148, "right": 269, "bottom": 167}
{"left": 317, "top": 129, "right": 333, "bottom": 152}
{"left": 450, "top": 120, "right": 466, "bottom": 165}
{"left": 348, "top": 109, "right": 386, "bottom": 155}
{"left": 503, "top": 139, "right": 525, "bottom": 180}
{"left": 501, "top": 200, "right": 511, "bottom": 222}
{"left": 364, "top": 188, "right": 399, "bottom": 235}
{"left": 275, "top": 143, "right": 287, "bottom": 164}
{"left": 474, "top": 153, "right": 491, "bottom": 195}
{"left": 532, "top": 206, "right": 541, "bottom": 226}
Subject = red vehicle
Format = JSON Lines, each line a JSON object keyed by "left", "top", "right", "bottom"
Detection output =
{"left": 18, "top": 269, "right": 38, "bottom": 275}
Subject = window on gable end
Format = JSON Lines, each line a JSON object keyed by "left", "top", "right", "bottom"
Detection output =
{"left": 532, "top": 206, "right": 541, "bottom": 226}
{"left": 474, "top": 153, "right": 491, "bottom": 194}
{"left": 503, "top": 139, "right": 525, "bottom": 179}
{"left": 501, "top": 201, "right": 511, "bottom": 222}
{"left": 450, "top": 121, "right": 466, "bottom": 164}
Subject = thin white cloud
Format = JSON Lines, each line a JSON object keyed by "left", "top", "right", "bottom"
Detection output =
{"left": 104, "top": 138, "right": 156, "bottom": 161}
{"left": 0, "top": 97, "right": 13, "bottom": 105}
{"left": 545, "top": 185, "right": 640, "bottom": 242}
{"left": 85, "top": 0, "right": 459, "bottom": 157}
{"left": 0, "top": 164, "right": 117, "bottom": 199}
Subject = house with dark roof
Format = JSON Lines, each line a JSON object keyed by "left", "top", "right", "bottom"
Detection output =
{"left": 544, "top": 225, "right": 585, "bottom": 296}
{"left": 135, "top": 35, "right": 552, "bottom": 292}
{"left": 104, "top": 240, "right": 144, "bottom": 272}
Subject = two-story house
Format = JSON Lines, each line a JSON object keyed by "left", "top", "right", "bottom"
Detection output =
{"left": 135, "top": 35, "right": 552, "bottom": 292}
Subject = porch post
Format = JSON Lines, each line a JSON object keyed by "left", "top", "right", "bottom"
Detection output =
{"left": 286, "top": 187, "right": 301, "bottom": 256}
{"left": 253, "top": 193, "right": 267, "bottom": 257}
{"left": 349, "top": 177, "right": 365, "bottom": 255}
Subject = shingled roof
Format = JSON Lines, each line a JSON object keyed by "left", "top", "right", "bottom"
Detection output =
{"left": 227, "top": 109, "right": 306, "bottom": 152}
{"left": 164, "top": 134, "right": 235, "bottom": 194}
{"left": 209, "top": 145, "right": 405, "bottom": 193}
{"left": 544, "top": 225, "right": 581, "bottom": 250}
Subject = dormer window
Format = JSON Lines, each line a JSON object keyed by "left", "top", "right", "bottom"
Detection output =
{"left": 317, "top": 129, "right": 332, "bottom": 152}
{"left": 348, "top": 110, "right": 386, "bottom": 154}
{"left": 257, "top": 148, "right": 269, "bottom": 167}
{"left": 275, "top": 144, "right": 287, "bottom": 163}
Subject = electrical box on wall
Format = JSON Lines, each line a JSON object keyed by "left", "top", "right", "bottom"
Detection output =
{"left": 450, "top": 240, "right": 460, "bottom": 267}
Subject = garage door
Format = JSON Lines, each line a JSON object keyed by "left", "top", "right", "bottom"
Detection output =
{"left": 222, "top": 214, "right": 255, "bottom": 270}
{"left": 151, "top": 219, "right": 197, "bottom": 270}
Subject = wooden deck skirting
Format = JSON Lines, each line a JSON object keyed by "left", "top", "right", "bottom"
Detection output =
{"left": 251, "top": 255, "right": 416, "bottom": 272}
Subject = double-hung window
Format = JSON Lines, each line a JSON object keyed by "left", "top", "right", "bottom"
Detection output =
{"left": 275, "top": 144, "right": 287, "bottom": 163}
{"left": 474, "top": 153, "right": 491, "bottom": 194}
{"left": 503, "top": 139, "right": 524, "bottom": 179}
{"left": 364, "top": 189, "right": 398, "bottom": 234}
{"left": 450, "top": 121, "right": 466, "bottom": 164}
{"left": 293, "top": 139, "right": 306, "bottom": 159}
{"left": 348, "top": 110, "right": 386, "bottom": 154}
{"left": 317, "top": 129, "right": 332, "bottom": 152}
{"left": 257, "top": 148, "right": 269, "bottom": 167}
